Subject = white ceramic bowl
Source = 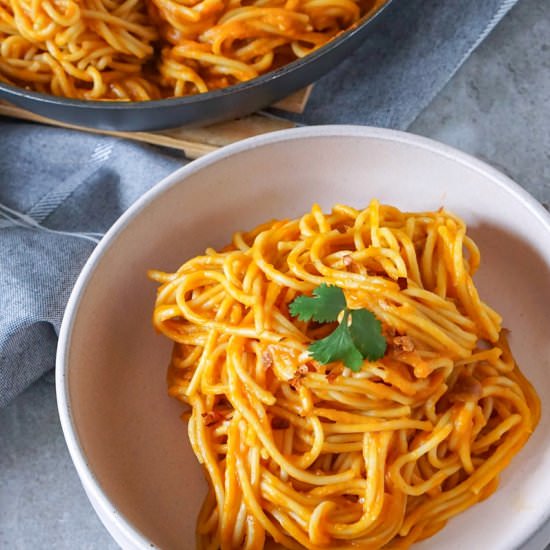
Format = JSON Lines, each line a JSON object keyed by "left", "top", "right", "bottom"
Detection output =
{"left": 57, "top": 126, "right": 550, "bottom": 550}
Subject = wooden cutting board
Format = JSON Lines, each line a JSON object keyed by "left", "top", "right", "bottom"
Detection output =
{"left": 0, "top": 87, "right": 311, "bottom": 160}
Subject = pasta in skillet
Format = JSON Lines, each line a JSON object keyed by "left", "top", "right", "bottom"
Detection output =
{"left": 0, "top": 0, "right": 386, "bottom": 100}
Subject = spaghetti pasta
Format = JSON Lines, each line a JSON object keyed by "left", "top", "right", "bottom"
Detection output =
{"left": 0, "top": 0, "right": 385, "bottom": 100}
{"left": 149, "top": 201, "right": 540, "bottom": 549}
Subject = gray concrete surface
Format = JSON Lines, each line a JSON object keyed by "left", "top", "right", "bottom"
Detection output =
{"left": 1, "top": 0, "right": 549, "bottom": 547}
{"left": 410, "top": 0, "right": 550, "bottom": 208}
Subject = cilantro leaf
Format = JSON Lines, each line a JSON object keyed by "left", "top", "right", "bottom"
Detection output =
{"left": 289, "top": 283, "right": 346, "bottom": 323}
{"left": 349, "top": 309, "right": 387, "bottom": 361}
{"left": 290, "top": 283, "right": 387, "bottom": 372}
{"left": 308, "top": 316, "right": 364, "bottom": 370}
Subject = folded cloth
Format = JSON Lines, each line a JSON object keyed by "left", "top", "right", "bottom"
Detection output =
{"left": 291, "top": 0, "right": 519, "bottom": 128}
{"left": 0, "top": 0, "right": 518, "bottom": 407}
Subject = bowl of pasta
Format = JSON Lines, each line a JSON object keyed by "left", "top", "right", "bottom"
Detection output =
{"left": 57, "top": 126, "right": 550, "bottom": 550}
{"left": 0, "top": 0, "right": 392, "bottom": 131}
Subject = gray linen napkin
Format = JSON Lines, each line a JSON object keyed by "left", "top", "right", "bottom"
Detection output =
{"left": 0, "top": 0, "right": 518, "bottom": 407}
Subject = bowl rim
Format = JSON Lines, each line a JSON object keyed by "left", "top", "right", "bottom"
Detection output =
{"left": 56, "top": 125, "right": 550, "bottom": 549}
{"left": 0, "top": 1, "right": 392, "bottom": 112}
